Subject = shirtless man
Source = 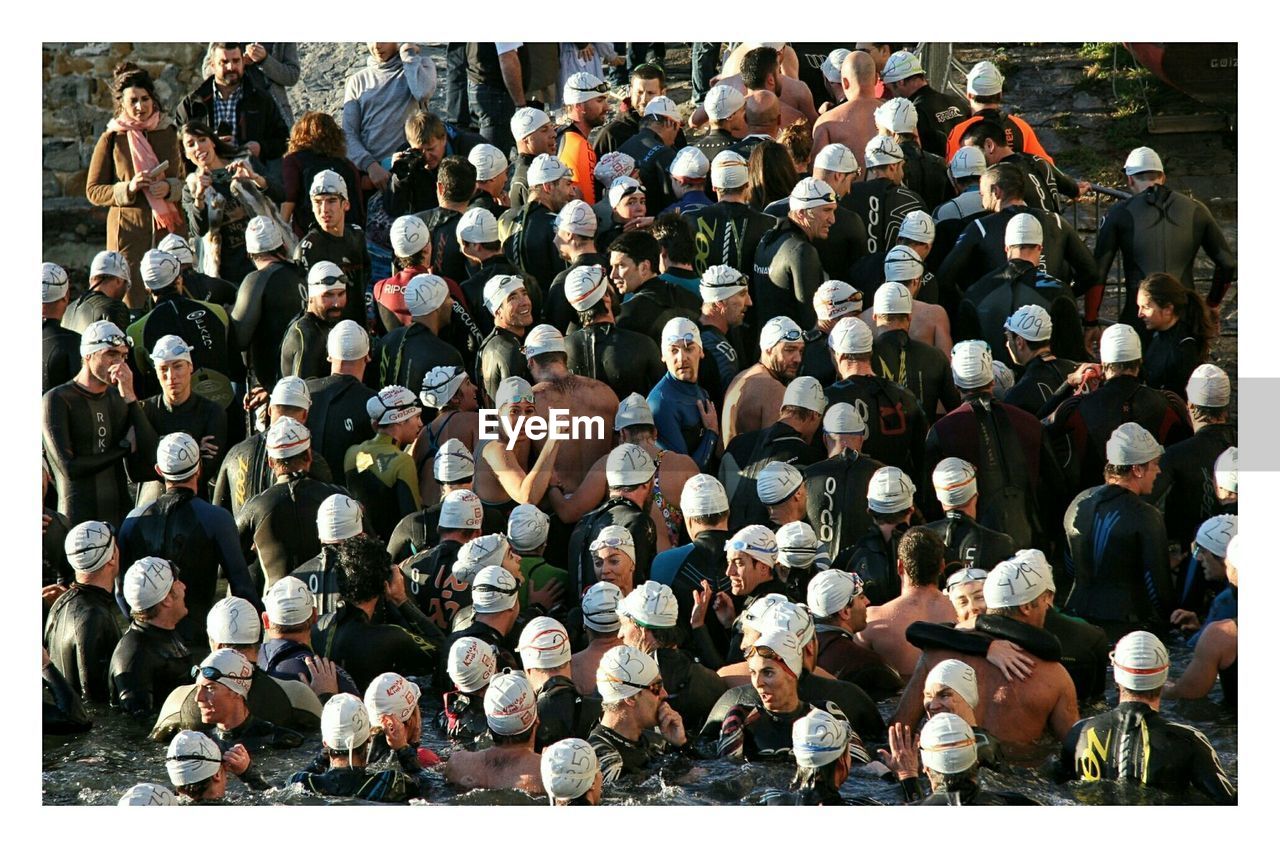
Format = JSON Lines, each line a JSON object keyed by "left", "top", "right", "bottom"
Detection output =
{"left": 856, "top": 527, "right": 956, "bottom": 677}
{"left": 721, "top": 317, "right": 804, "bottom": 445}
{"left": 1165, "top": 534, "right": 1238, "bottom": 705}
{"left": 722, "top": 42, "right": 800, "bottom": 81}
{"left": 444, "top": 670, "right": 545, "bottom": 795}
{"left": 692, "top": 45, "right": 818, "bottom": 130}
{"left": 739, "top": 47, "right": 813, "bottom": 130}
{"left": 869, "top": 244, "right": 951, "bottom": 354}
{"left": 546, "top": 393, "right": 697, "bottom": 552}
{"left": 474, "top": 377, "right": 560, "bottom": 519}
{"left": 523, "top": 324, "right": 618, "bottom": 492}
{"left": 811, "top": 52, "right": 881, "bottom": 170}
{"left": 891, "top": 556, "right": 1079, "bottom": 750}
{"left": 571, "top": 582, "right": 624, "bottom": 696}
{"left": 412, "top": 365, "right": 481, "bottom": 504}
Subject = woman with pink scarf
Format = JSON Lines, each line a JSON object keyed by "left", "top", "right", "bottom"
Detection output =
{"left": 86, "top": 62, "right": 186, "bottom": 309}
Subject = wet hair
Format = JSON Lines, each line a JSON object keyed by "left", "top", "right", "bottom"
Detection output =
{"left": 336, "top": 535, "right": 393, "bottom": 605}
{"left": 650, "top": 213, "right": 695, "bottom": 267}
{"left": 577, "top": 299, "right": 609, "bottom": 326}
{"left": 405, "top": 110, "right": 447, "bottom": 147}
{"left": 267, "top": 451, "right": 310, "bottom": 478}
{"left": 741, "top": 47, "right": 780, "bottom": 89}
{"left": 180, "top": 120, "right": 243, "bottom": 161}
{"left": 270, "top": 619, "right": 312, "bottom": 635}
{"left": 747, "top": 141, "right": 798, "bottom": 211}
{"left": 983, "top": 162, "right": 1025, "bottom": 201}
{"left": 898, "top": 526, "right": 945, "bottom": 587}
{"left": 963, "top": 119, "right": 1011, "bottom": 152}
{"left": 1139, "top": 272, "right": 1213, "bottom": 359}
{"left": 790, "top": 761, "right": 841, "bottom": 795}
{"left": 111, "top": 62, "right": 162, "bottom": 112}
{"left": 438, "top": 156, "right": 477, "bottom": 204}
{"left": 174, "top": 775, "right": 217, "bottom": 800}
{"left": 778, "top": 121, "right": 813, "bottom": 174}
{"left": 608, "top": 230, "right": 661, "bottom": 276}
{"left": 780, "top": 405, "right": 821, "bottom": 424}
{"left": 287, "top": 111, "right": 346, "bottom": 158}
{"left": 393, "top": 248, "right": 429, "bottom": 272}
{"left": 926, "top": 763, "right": 982, "bottom": 791}
{"left": 1190, "top": 403, "right": 1228, "bottom": 424}
{"left": 1104, "top": 462, "right": 1145, "bottom": 481}
{"left": 620, "top": 423, "right": 658, "bottom": 440}
{"left": 837, "top": 351, "right": 873, "bottom": 365}
{"left": 491, "top": 725, "right": 536, "bottom": 747}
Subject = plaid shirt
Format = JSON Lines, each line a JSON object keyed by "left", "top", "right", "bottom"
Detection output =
{"left": 212, "top": 84, "right": 243, "bottom": 138}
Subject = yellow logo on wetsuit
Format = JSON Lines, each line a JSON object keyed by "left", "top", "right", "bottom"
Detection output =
{"left": 1077, "top": 727, "right": 1112, "bottom": 781}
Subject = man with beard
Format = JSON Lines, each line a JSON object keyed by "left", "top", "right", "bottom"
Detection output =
{"left": 558, "top": 72, "right": 610, "bottom": 205}
{"left": 752, "top": 178, "right": 836, "bottom": 330}
{"left": 696, "top": 265, "right": 752, "bottom": 412}
{"left": 280, "top": 262, "right": 349, "bottom": 381}
{"left": 721, "top": 317, "right": 804, "bottom": 446}
{"left": 294, "top": 171, "right": 370, "bottom": 326}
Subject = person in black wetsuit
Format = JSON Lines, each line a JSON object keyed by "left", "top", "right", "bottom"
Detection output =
{"left": 1059, "top": 631, "right": 1235, "bottom": 804}
{"left": 158, "top": 233, "right": 236, "bottom": 309}
{"left": 476, "top": 273, "right": 535, "bottom": 402}
{"left": 42, "top": 263, "right": 81, "bottom": 396}
{"left": 294, "top": 170, "right": 370, "bottom": 326}
{"left": 165, "top": 728, "right": 262, "bottom": 801}
{"left": 796, "top": 143, "right": 869, "bottom": 282}
{"left": 44, "top": 520, "right": 125, "bottom": 704}
{"left": 1001, "top": 303, "right": 1078, "bottom": 416}
{"left": 833, "top": 466, "right": 916, "bottom": 604}
{"left": 932, "top": 148, "right": 988, "bottom": 268}
{"left": 542, "top": 199, "right": 604, "bottom": 333}
{"left": 563, "top": 267, "right": 666, "bottom": 402}
{"left": 1095, "top": 146, "right": 1236, "bottom": 329}
{"left": 61, "top": 250, "right": 131, "bottom": 334}
{"left": 237, "top": 417, "right": 349, "bottom": 588}
{"left": 596, "top": 62, "right": 668, "bottom": 156}
{"left": 871, "top": 282, "right": 959, "bottom": 420}
{"left": 615, "top": 98, "right": 681, "bottom": 215}
{"left": 752, "top": 177, "right": 836, "bottom": 329}
{"left": 43, "top": 648, "right": 92, "bottom": 735}
{"left": 873, "top": 98, "right": 952, "bottom": 212}
{"left": 517, "top": 616, "right": 603, "bottom": 752}
{"left": 133, "top": 336, "right": 228, "bottom": 505}
{"left": 120, "top": 432, "right": 260, "bottom": 648}
{"left": 590, "top": 644, "right": 692, "bottom": 784}
{"left": 845, "top": 136, "right": 926, "bottom": 287}
{"left": 896, "top": 713, "right": 1037, "bottom": 805}
{"left": 305, "top": 320, "right": 376, "bottom": 487}
{"left": 506, "top": 107, "right": 557, "bottom": 212}
{"left": 925, "top": 457, "right": 1016, "bottom": 573}
{"left": 684, "top": 150, "right": 774, "bottom": 280}
{"left": 314, "top": 534, "right": 441, "bottom": 690}
{"left": 380, "top": 272, "right": 465, "bottom": 393}
{"left": 438, "top": 635, "right": 498, "bottom": 748}
{"left": 955, "top": 212, "right": 1086, "bottom": 367}
{"left": 259, "top": 576, "right": 360, "bottom": 698}
{"left": 607, "top": 229, "right": 700, "bottom": 344}
{"left": 290, "top": 693, "right": 421, "bottom": 802}
{"left": 231, "top": 216, "right": 306, "bottom": 396}
{"left": 881, "top": 50, "right": 968, "bottom": 157}
{"left": 389, "top": 447, "right": 500, "bottom": 567}
{"left": 499, "top": 153, "right": 571, "bottom": 293}
{"left": 924, "top": 340, "right": 1065, "bottom": 551}
{"left": 1152, "top": 364, "right": 1235, "bottom": 561}
{"left": 823, "top": 317, "right": 929, "bottom": 485}
{"left": 192, "top": 647, "right": 304, "bottom": 752}
{"left": 1042, "top": 323, "right": 1193, "bottom": 492}
{"left": 696, "top": 264, "right": 752, "bottom": 412}
{"left": 43, "top": 321, "right": 159, "bottom": 526}
{"left": 436, "top": 559, "right": 523, "bottom": 694}
{"left": 109, "top": 557, "right": 191, "bottom": 721}
{"left": 1136, "top": 272, "right": 1212, "bottom": 399}
{"left": 280, "top": 261, "right": 349, "bottom": 381}
{"left": 42, "top": 465, "right": 73, "bottom": 592}
{"left": 762, "top": 705, "right": 866, "bottom": 805}
{"left": 807, "top": 570, "right": 901, "bottom": 696}
{"left": 1062, "top": 423, "right": 1175, "bottom": 639}
{"left": 714, "top": 630, "right": 816, "bottom": 762}
{"left": 566, "top": 446, "right": 659, "bottom": 597}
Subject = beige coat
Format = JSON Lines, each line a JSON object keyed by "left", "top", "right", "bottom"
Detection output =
{"left": 84, "top": 115, "right": 186, "bottom": 308}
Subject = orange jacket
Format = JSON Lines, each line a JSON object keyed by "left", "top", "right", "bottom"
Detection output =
{"left": 558, "top": 125, "right": 598, "bottom": 205}
{"left": 946, "top": 110, "right": 1054, "bottom": 164}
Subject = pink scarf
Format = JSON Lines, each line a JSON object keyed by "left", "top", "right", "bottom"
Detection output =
{"left": 106, "top": 111, "right": 184, "bottom": 232}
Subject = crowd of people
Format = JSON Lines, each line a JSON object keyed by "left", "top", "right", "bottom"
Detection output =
{"left": 40, "top": 41, "right": 1238, "bottom": 806}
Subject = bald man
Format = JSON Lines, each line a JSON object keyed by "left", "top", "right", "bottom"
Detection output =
{"left": 811, "top": 51, "right": 881, "bottom": 167}
{"left": 734, "top": 91, "right": 783, "bottom": 158}
{"left": 691, "top": 47, "right": 819, "bottom": 130}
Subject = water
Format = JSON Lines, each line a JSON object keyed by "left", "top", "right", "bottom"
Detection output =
{"left": 42, "top": 640, "right": 1235, "bottom": 806}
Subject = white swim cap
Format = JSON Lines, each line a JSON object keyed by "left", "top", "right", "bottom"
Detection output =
{"left": 118, "top": 782, "right": 177, "bottom": 806}
{"left": 447, "top": 636, "right": 499, "bottom": 694}
{"left": 1106, "top": 422, "right": 1164, "bottom": 466}
{"left": 581, "top": 581, "right": 624, "bottom": 632}
{"left": 925, "top": 659, "right": 980, "bottom": 710}
{"left": 265, "top": 417, "right": 310, "bottom": 459}
{"left": 439, "top": 489, "right": 484, "bottom": 531}
{"left": 1215, "top": 446, "right": 1238, "bottom": 494}
{"left": 868, "top": 466, "right": 916, "bottom": 513}
{"left": 596, "top": 644, "right": 661, "bottom": 703}
{"left": 317, "top": 493, "right": 363, "bottom": 544}
{"left": 508, "top": 503, "right": 550, "bottom": 552}
{"left": 123, "top": 556, "right": 176, "bottom": 611}
{"left": 951, "top": 340, "right": 994, "bottom": 389}
{"left": 327, "top": 319, "right": 370, "bottom": 362}
{"left": 590, "top": 525, "right": 636, "bottom": 566}
{"left": 264, "top": 576, "right": 315, "bottom": 627}
{"left": 814, "top": 280, "right": 862, "bottom": 321}
{"left": 390, "top": 215, "right": 429, "bottom": 258}
{"left": 270, "top": 375, "right": 311, "bottom": 410}
{"left": 195, "top": 648, "right": 254, "bottom": 699}
{"left": 484, "top": 670, "right": 539, "bottom": 735}
{"left": 1100, "top": 323, "right": 1142, "bottom": 364}
{"left": 792, "top": 707, "right": 851, "bottom": 768}
{"left": 322, "top": 692, "right": 372, "bottom": 753}
{"left": 206, "top": 597, "right": 261, "bottom": 646}
{"left": 517, "top": 616, "right": 572, "bottom": 670}
{"left": 433, "top": 438, "right": 476, "bottom": 484}
{"left": 471, "top": 564, "right": 519, "bottom": 615}
{"left": 165, "top": 730, "right": 222, "bottom": 786}
{"left": 620, "top": 581, "right": 678, "bottom": 629}
{"left": 776, "top": 521, "right": 821, "bottom": 571}
{"left": 139, "top": 249, "right": 180, "bottom": 290}
{"left": 155, "top": 432, "right": 200, "bottom": 482}
{"left": 1186, "top": 364, "right": 1231, "bottom": 408}
{"left": 606, "top": 443, "right": 656, "bottom": 487}
{"left": 725, "top": 524, "right": 779, "bottom": 568}
{"left": 682, "top": 473, "right": 729, "bottom": 518}
{"left": 756, "top": 460, "right": 804, "bottom": 506}
{"left": 807, "top": 569, "right": 864, "bottom": 618}
{"left": 1111, "top": 630, "right": 1170, "bottom": 691}
{"left": 364, "top": 672, "right": 421, "bottom": 723}
{"left": 65, "top": 520, "right": 116, "bottom": 574}
{"left": 541, "top": 738, "right": 600, "bottom": 803}
{"left": 615, "top": 392, "right": 656, "bottom": 430}
{"left": 920, "top": 713, "right": 978, "bottom": 773}
{"left": 932, "top": 457, "right": 978, "bottom": 509}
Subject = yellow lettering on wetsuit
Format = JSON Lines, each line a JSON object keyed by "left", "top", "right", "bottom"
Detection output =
{"left": 1077, "top": 727, "right": 1112, "bottom": 781}
{"left": 693, "top": 217, "right": 717, "bottom": 274}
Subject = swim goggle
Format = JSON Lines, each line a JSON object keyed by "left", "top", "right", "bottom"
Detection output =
{"left": 745, "top": 644, "right": 797, "bottom": 677}
{"left": 613, "top": 183, "right": 644, "bottom": 201}
{"left": 725, "top": 538, "right": 779, "bottom": 558}
{"left": 663, "top": 332, "right": 699, "bottom": 346}
{"left": 767, "top": 327, "right": 804, "bottom": 343}
{"left": 473, "top": 581, "right": 518, "bottom": 597}
{"left": 88, "top": 332, "right": 132, "bottom": 349}
{"left": 600, "top": 671, "right": 664, "bottom": 696}
{"left": 567, "top": 80, "right": 610, "bottom": 96}
{"left": 946, "top": 568, "right": 987, "bottom": 591}
{"left": 192, "top": 665, "right": 252, "bottom": 685}
{"left": 310, "top": 274, "right": 349, "bottom": 290}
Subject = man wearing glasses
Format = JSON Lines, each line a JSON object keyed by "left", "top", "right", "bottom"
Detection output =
{"left": 589, "top": 644, "right": 689, "bottom": 783}
{"left": 42, "top": 320, "right": 158, "bottom": 526}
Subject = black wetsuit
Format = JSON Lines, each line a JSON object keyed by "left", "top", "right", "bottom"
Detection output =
{"left": 42, "top": 319, "right": 80, "bottom": 396}
{"left": 693, "top": 128, "right": 741, "bottom": 162}
{"left": 61, "top": 289, "right": 130, "bottom": 334}
{"left": 1044, "top": 607, "right": 1111, "bottom": 703}
{"left": 656, "top": 647, "right": 728, "bottom": 731}
{"left": 1152, "top": 422, "right": 1236, "bottom": 554}
{"left": 715, "top": 699, "right": 812, "bottom": 763}
{"left": 206, "top": 712, "right": 305, "bottom": 754}
{"left": 1060, "top": 701, "right": 1236, "bottom": 804}
{"left": 127, "top": 293, "right": 237, "bottom": 408}
{"left": 751, "top": 216, "right": 826, "bottom": 329}
{"left": 136, "top": 392, "right": 228, "bottom": 502}
{"left": 181, "top": 269, "right": 237, "bottom": 309}
{"left": 421, "top": 206, "right": 471, "bottom": 288}
{"left": 290, "top": 763, "right": 421, "bottom": 802}
{"left": 295, "top": 225, "right": 372, "bottom": 326}
{"left": 931, "top": 189, "right": 987, "bottom": 271}
{"left": 844, "top": 178, "right": 925, "bottom": 288}
{"left": 1041, "top": 374, "right": 1193, "bottom": 492}
{"left": 702, "top": 673, "right": 886, "bottom": 745}
{"left": 162, "top": 666, "right": 318, "bottom": 739}
{"left": 380, "top": 322, "right": 466, "bottom": 394}
{"left": 315, "top": 602, "right": 439, "bottom": 691}
{"left": 724, "top": 421, "right": 827, "bottom": 531}
{"left": 1143, "top": 320, "right": 1204, "bottom": 399}
{"left": 259, "top": 637, "right": 360, "bottom": 697}
{"left": 533, "top": 675, "right": 603, "bottom": 752}
{"left": 1063, "top": 484, "right": 1175, "bottom": 639}
{"left": 44, "top": 582, "right": 124, "bottom": 704}
{"left": 280, "top": 311, "right": 339, "bottom": 381}
{"left": 1003, "top": 355, "right": 1076, "bottom": 417}
{"left": 500, "top": 199, "right": 566, "bottom": 292}
{"left": 544, "top": 253, "right": 607, "bottom": 334}
{"left": 900, "top": 139, "right": 953, "bottom": 211}
{"left": 290, "top": 546, "right": 345, "bottom": 617}
{"left": 42, "top": 382, "right": 157, "bottom": 526}
{"left": 833, "top": 525, "right": 906, "bottom": 605}
{"left": 616, "top": 277, "right": 701, "bottom": 344}
{"left": 956, "top": 259, "right": 1087, "bottom": 366}
{"left": 476, "top": 325, "right": 531, "bottom": 403}
{"left": 435, "top": 619, "right": 517, "bottom": 698}
{"left": 697, "top": 323, "right": 747, "bottom": 411}
{"left": 650, "top": 529, "right": 735, "bottom": 662}
{"left": 924, "top": 397, "right": 1065, "bottom": 550}
{"left": 231, "top": 260, "right": 306, "bottom": 393}
{"left": 803, "top": 449, "right": 884, "bottom": 559}
{"left": 590, "top": 723, "right": 684, "bottom": 783}
{"left": 108, "top": 621, "right": 193, "bottom": 721}
{"left": 566, "top": 322, "right": 666, "bottom": 402}
{"left": 304, "top": 374, "right": 377, "bottom": 486}
{"left": 617, "top": 127, "right": 678, "bottom": 213}
{"left": 1094, "top": 183, "right": 1237, "bottom": 326}
{"left": 44, "top": 663, "right": 93, "bottom": 734}
{"left": 925, "top": 510, "right": 1017, "bottom": 573}
{"left": 237, "top": 474, "right": 349, "bottom": 587}
{"left": 914, "top": 781, "right": 1039, "bottom": 806}
{"left": 824, "top": 375, "right": 930, "bottom": 484}
{"left": 507, "top": 152, "right": 535, "bottom": 212}
{"left": 566, "top": 497, "right": 658, "bottom": 597}
{"left": 871, "top": 328, "right": 960, "bottom": 420}
{"left": 399, "top": 539, "right": 470, "bottom": 631}
{"left": 437, "top": 689, "right": 491, "bottom": 749}
{"left": 910, "top": 85, "right": 969, "bottom": 156}
{"left": 212, "top": 430, "right": 335, "bottom": 520}
{"left": 120, "top": 488, "right": 261, "bottom": 648}
{"left": 814, "top": 626, "right": 903, "bottom": 698}
{"left": 43, "top": 508, "right": 72, "bottom": 587}
{"left": 684, "top": 199, "right": 776, "bottom": 278}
